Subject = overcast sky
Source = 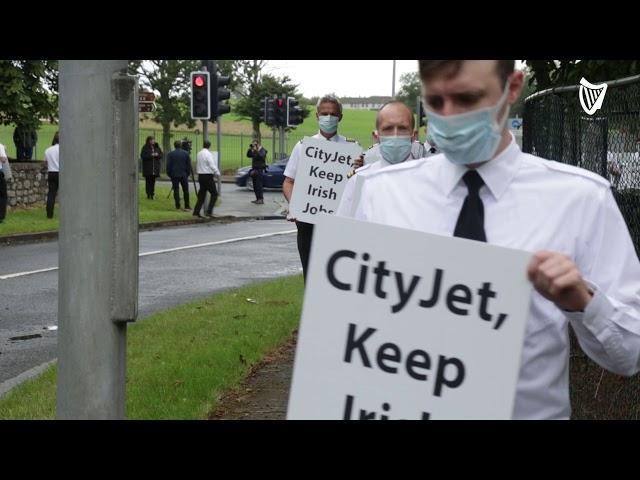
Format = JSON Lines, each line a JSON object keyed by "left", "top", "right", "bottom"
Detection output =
{"left": 264, "top": 60, "right": 526, "bottom": 98}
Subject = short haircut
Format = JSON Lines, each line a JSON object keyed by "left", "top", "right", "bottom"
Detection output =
{"left": 174, "top": 140, "right": 182, "bottom": 148}
{"left": 52, "top": 132, "right": 59, "bottom": 145}
{"left": 376, "top": 101, "right": 415, "bottom": 131}
{"left": 316, "top": 94, "right": 342, "bottom": 115}
{"left": 418, "top": 60, "right": 515, "bottom": 87}
{"left": 203, "top": 140, "right": 211, "bottom": 149}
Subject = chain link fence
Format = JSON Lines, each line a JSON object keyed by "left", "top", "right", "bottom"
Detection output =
{"left": 524, "top": 74, "right": 640, "bottom": 254}
{"left": 524, "top": 74, "right": 640, "bottom": 419}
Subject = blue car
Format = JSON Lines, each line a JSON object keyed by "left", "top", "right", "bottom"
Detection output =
{"left": 235, "top": 157, "right": 289, "bottom": 190}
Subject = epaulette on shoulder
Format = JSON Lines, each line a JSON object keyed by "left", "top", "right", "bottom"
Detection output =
{"left": 543, "top": 159, "right": 611, "bottom": 188}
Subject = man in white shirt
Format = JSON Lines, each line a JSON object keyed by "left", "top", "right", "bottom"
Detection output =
{"left": 0, "top": 142, "right": 11, "bottom": 224}
{"left": 354, "top": 60, "right": 640, "bottom": 419}
{"left": 193, "top": 140, "right": 220, "bottom": 218}
{"left": 44, "top": 131, "right": 60, "bottom": 219}
{"left": 283, "top": 94, "right": 362, "bottom": 281}
{"left": 337, "top": 101, "right": 421, "bottom": 218}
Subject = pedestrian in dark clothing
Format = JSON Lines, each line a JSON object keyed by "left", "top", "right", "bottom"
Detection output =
{"left": 246, "top": 141, "right": 268, "bottom": 204}
{"left": 167, "top": 140, "right": 192, "bottom": 210}
{"left": 13, "top": 126, "right": 38, "bottom": 160}
{"left": 140, "top": 135, "right": 163, "bottom": 199}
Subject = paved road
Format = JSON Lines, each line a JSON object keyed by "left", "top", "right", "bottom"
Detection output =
{"left": 0, "top": 219, "right": 300, "bottom": 385}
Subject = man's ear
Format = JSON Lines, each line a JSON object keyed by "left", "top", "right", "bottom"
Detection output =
{"left": 508, "top": 70, "right": 525, "bottom": 105}
{"left": 373, "top": 130, "right": 380, "bottom": 143}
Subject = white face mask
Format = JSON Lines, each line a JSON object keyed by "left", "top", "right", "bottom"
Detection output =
{"left": 379, "top": 136, "right": 412, "bottom": 164}
{"left": 424, "top": 79, "right": 512, "bottom": 165}
{"left": 318, "top": 115, "right": 339, "bottom": 134}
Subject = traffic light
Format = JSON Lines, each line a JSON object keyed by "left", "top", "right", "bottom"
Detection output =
{"left": 287, "top": 97, "right": 304, "bottom": 126}
{"left": 263, "top": 97, "right": 276, "bottom": 127}
{"left": 274, "top": 97, "right": 287, "bottom": 127}
{"left": 212, "top": 70, "right": 231, "bottom": 120}
{"left": 190, "top": 71, "right": 210, "bottom": 119}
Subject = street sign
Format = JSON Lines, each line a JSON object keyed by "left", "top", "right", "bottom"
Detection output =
{"left": 138, "top": 103, "right": 156, "bottom": 113}
{"left": 139, "top": 92, "right": 155, "bottom": 103}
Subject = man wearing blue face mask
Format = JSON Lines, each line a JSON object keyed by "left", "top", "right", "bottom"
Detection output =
{"left": 283, "top": 94, "right": 362, "bottom": 282}
{"left": 337, "top": 100, "right": 420, "bottom": 218}
{"left": 353, "top": 60, "right": 640, "bottom": 419}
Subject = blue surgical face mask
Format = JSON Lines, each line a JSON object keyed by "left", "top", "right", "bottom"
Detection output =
{"left": 379, "top": 136, "right": 412, "bottom": 164}
{"left": 424, "top": 80, "right": 511, "bottom": 165}
{"left": 318, "top": 115, "right": 339, "bottom": 134}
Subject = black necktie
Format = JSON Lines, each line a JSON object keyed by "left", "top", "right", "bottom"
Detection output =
{"left": 453, "top": 170, "right": 487, "bottom": 242}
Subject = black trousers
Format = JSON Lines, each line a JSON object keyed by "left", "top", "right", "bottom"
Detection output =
{"left": 193, "top": 174, "right": 218, "bottom": 215}
{"left": 251, "top": 169, "right": 264, "bottom": 200}
{"left": 296, "top": 221, "right": 315, "bottom": 282}
{"left": 46, "top": 172, "right": 59, "bottom": 219}
{"left": 0, "top": 172, "right": 7, "bottom": 221}
{"left": 171, "top": 176, "right": 190, "bottom": 209}
{"left": 144, "top": 175, "right": 156, "bottom": 198}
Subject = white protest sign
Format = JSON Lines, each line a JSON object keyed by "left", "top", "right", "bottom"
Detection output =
{"left": 287, "top": 215, "right": 533, "bottom": 420}
{"left": 289, "top": 136, "right": 362, "bottom": 224}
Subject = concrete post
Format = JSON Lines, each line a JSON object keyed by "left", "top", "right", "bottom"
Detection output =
{"left": 56, "top": 60, "right": 138, "bottom": 419}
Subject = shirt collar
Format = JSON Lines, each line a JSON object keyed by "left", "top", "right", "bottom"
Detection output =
{"left": 441, "top": 132, "right": 521, "bottom": 200}
{"left": 315, "top": 131, "right": 342, "bottom": 142}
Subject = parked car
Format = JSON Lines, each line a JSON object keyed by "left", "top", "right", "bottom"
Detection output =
{"left": 235, "top": 157, "right": 289, "bottom": 190}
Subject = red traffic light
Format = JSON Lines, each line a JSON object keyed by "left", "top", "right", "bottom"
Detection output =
{"left": 277, "top": 99, "right": 284, "bottom": 107}
{"left": 194, "top": 76, "right": 205, "bottom": 88}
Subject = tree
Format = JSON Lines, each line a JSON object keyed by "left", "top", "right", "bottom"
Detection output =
{"left": 395, "top": 72, "right": 421, "bottom": 111}
{"left": 525, "top": 60, "right": 640, "bottom": 90}
{"left": 0, "top": 60, "right": 58, "bottom": 151}
{"left": 230, "top": 60, "right": 310, "bottom": 142}
{"left": 129, "top": 60, "right": 200, "bottom": 165}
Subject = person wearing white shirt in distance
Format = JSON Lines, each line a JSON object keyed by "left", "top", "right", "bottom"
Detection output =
{"left": 193, "top": 140, "right": 220, "bottom": 218}
{"left": 44, "top": 131, "right": 60, "bottom": 219}
{"left": 353, "top": 60, "right": 640, "bottom": 419}
{"left": 0, "top": 142, "right": 11, "bottom": 224}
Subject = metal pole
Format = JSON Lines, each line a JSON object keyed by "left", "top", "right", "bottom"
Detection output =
{"left": 279, "top": 125, "right": 285, "bottom": 161}
{"left": 57, "top": 60, "right": 138, "bottom": 419}
{"left": 272, "top": 127, "right": 276, "bottom": 162}
{"left": 216, "top": 116, "right": 222, "bottom": 194}
{"left": 392, "top": 60, "right": 396, "bottom": 98}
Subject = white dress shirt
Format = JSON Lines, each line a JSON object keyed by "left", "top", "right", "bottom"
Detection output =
{"left": 354, "top": 134, "right": 640, "bottom": 420}
{"left": 0, "top": 143, "right": 10, "bottom": 178}
{"left": 283, "top": 132, "right": 350, "bottom": 180}
{"left": 337, "top": 143, "right": 426, "bottom": 218}
{"left": 44, "top": 144, "right": 59, "bottom": 172}
{"left": 196, "top": 148, "right": 220, "bottom": 175}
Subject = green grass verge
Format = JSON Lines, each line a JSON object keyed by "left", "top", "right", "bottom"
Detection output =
{"left": 0, "top": 275, "right": 303, "bottom": 419}
{"left": 0, "top": 182, "right": 208, "bottom": 236}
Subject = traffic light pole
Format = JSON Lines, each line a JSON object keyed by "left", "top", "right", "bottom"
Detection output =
{"left": 272, "top": 128, "right": 276, "bottom": 162}
{"left": 216, "top": 116, "right": 222, "bottom": 194}
{"left": 279, "top": 125, "right": 286, "bottom": 160}
{"left": 57, "top": 60, "right": 138, "bottom": 419}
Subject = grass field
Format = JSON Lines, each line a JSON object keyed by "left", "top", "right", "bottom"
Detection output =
{"left": 0, "top": 109, "right": 388, "bottom": 172}
{"left": 0, "top": 275, "right": 304, "bottom": 419}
